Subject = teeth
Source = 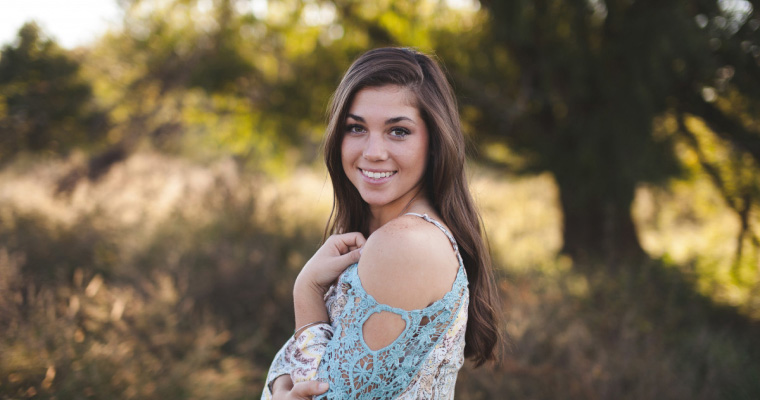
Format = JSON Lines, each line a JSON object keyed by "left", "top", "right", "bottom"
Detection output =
{"left": 362, "top": 169, "right": 395, "bottom": 179}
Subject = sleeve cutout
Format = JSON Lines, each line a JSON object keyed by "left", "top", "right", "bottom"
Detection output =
{"left": 362, "top": 310, "right": 406, "bottom": 351}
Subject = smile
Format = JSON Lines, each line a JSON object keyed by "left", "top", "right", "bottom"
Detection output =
{"left": 360, "top": 169, "right": 397, "bottom": 179}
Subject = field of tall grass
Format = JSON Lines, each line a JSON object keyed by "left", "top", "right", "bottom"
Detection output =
{"left": 1, "top": 151, "right": 758, "bottom": 399}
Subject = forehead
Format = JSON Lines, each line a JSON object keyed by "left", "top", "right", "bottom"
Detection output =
{"left": 348, "top": 85, "right": 419, "bottom": 117}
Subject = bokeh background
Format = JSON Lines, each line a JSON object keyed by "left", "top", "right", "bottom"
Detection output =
{"left": 1, "top": 0, "right": 760, "bottom": 398}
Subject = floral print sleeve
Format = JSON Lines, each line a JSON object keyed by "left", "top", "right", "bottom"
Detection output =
{"left": 260, "top": 323, "right": 333, "bottom": 400}
{"left": 291, "top": 324, "right": 333, "bottom": 382}
{"left": 261, "top": 336, "right": 294, "bottom": 400}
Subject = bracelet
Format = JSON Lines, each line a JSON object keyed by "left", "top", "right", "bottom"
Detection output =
{"left": 294, "top": 320, "right": 329, "bottom": 338}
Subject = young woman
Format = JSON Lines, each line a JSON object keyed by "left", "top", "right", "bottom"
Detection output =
{"left": 262, "top": 47, "right": 500, "bottom": 399}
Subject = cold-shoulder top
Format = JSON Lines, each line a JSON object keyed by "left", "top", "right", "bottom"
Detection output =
{"left": 261, "top": 213, "right": 469, "bottom": 399}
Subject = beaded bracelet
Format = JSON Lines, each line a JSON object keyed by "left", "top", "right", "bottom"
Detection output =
{"left": 294, "top": 320, "right": 329, "bottom": 338}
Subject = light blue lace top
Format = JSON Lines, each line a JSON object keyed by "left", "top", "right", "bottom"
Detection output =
{"left": 262, "top": 213, "right": 469, "bottom": 399}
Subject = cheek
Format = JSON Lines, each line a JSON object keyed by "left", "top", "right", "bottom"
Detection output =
{"left": 412, "top": 141, "right": 429, "bottom": 173}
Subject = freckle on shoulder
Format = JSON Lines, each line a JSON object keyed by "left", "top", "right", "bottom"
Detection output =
{"left": 367, "top": 214, "right": 459, "bottom": 274}
{"left": 370, "top": 214, "right": 434, "bottom": 244}
{"left": 358, "top": 214, "right": 459, "bottom": 309}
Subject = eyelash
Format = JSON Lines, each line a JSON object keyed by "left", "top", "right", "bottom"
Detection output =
{"left": 346, "top": 124, "right": 365, "bottom": 134}
{"left": 344, "top": 124, "right": 411, "bottom": 138}
{"left": 390, "top": 127, "right": 411, "bottom": 138}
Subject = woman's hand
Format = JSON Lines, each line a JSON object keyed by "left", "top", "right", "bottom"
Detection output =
{"left": 293, "top": 232, "right": 364, "bottom": 340}
{"left": 271, "top": 375, "right": 329, "bottom": 400}
{"left": 296, "top": 232, "right": 366, "bottom": 294}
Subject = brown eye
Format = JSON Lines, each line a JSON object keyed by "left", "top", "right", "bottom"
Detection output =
{"left": 390, "top": 128, "right": 410, "bottom": 138}
{"left": 346, "top": 124, "right": 366, "bottom": 134}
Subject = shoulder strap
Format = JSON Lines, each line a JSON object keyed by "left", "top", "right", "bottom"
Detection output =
{"left": 404, "top": 213, "right": 463, "bottom": 265}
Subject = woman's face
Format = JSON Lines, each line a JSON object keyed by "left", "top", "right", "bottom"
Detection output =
{"left": 341, "top": 85, "right": 429, "bottom": 214}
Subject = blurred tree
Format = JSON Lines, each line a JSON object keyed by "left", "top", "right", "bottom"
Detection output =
{"left": 86, "top": 0, "right": 359, "bottom": 171}
{"left": 440, "top": 0, "right": 760, "bottom": 266}
{"left": 88, "top": 0, "right": 467, "bottom": 168}
{"left": 0, "top": 22, "right": 107, "bottom": 163}
{"left": 53, "top": 0, "right": 268, "bottom": 183}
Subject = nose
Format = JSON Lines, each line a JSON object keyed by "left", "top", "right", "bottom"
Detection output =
{"left": 362, "top": 133, "right": 388, "bottom": 161}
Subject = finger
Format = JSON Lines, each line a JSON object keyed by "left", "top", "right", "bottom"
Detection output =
{"left": 290, "top": 381, "right": 329, "bottom": 397}
{"left": 351, "top": 232, "right": 367, "bottom": 247}
{"left": 347, "top": 243, "right": 363, "bottom": 252}
{"left": 335, "top": 232, "right": 365, "bottom": 246}
{"left": 322, "top": 248, "right": 361, "bottom": 275}
{"left": 332, "top": 232, "right": 366, "bottom": 254}
{"left": 340, "top": 248, "right": 362, "bottom": 266}
{"left": 351, "top": 234, "right": 366, "bottom": 253}
{"left": 331, "top": 237, "right": 351, "bottom": 255}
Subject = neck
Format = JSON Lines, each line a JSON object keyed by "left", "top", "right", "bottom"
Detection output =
{"left": 367, "top": 187, "right": 432, "bottom": 234}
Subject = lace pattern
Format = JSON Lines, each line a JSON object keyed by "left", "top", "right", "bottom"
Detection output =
{"left": 315, "top": 262, "right": 467, "bottom": 399}
{"left": 262, "top": 213, "right": 468, "bottom": 399}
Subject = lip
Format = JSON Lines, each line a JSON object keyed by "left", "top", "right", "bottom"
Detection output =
{"left": 359, "top": 168, "right": 397, "bottom": 184}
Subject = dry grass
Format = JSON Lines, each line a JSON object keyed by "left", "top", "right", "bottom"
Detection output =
{"left": 1, "top": 152, "right": 758, "bottom": 399}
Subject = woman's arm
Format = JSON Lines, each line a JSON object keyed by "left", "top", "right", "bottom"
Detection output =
{"left": 267, "top": 232, "right": 364, "bottom": 390}
{"left": 294, "top": 232, "right": 365, "bottom": 330}
{"left": 263, "top": 233, "right": 364, "bottom": 399}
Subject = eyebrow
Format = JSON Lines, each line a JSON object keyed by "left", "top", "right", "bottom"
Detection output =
{"left": 347, "top": 113, "right": 416, "bottom": 125}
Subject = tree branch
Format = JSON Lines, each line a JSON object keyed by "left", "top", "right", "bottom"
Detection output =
{"left": 684, "top": 95, "right": 760, "bottom": 166}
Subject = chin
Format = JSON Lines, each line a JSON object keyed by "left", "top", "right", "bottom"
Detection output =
{"left": 358, "top": 193, "right": 395, "bottom": 208}
{"left": 361, "top": 197, "right": 389, "bottom": 207}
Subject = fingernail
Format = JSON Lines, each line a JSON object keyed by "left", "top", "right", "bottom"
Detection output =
{"left": 359, "top": 248, "right": 363, "bottom": 255}
{"left": 318, "top": 382, "right": 329, "bottom": 391}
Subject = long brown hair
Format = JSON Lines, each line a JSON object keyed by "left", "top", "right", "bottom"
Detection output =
{"left": 323, "top": 47, "right": 500, "bottom": 366}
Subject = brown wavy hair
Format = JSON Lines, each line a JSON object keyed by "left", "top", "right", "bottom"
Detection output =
{"left": 323, "top": 47, "right": 500, "bottom": 366}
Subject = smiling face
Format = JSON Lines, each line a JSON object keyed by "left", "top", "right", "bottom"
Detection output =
{"left": 341, "top": 85, "right": 429, "bottom": 221}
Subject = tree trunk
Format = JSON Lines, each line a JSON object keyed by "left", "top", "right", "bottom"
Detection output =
{"left": 554, "top": 174, "right": 648, "bottom": 268}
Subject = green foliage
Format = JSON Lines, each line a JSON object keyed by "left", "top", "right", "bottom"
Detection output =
{"left": 0, "top": 23, "right": 106, "bottom": 162}
{"left": 77, "top": 0, "right": 485, "bottom": 168}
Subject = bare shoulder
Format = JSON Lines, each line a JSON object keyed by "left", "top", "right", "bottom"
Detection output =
{"left": 357, "top": 214, "right": 460, "bottom": 311}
